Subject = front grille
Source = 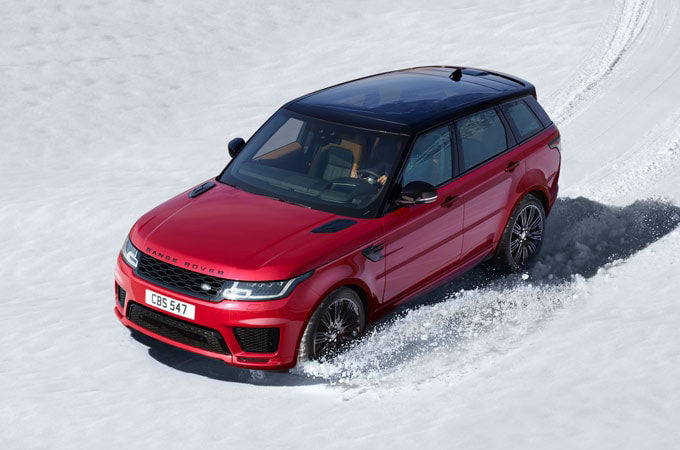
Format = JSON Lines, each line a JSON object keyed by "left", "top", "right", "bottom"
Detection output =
{"left": 233, "top": 327, "right": 280, "bottom": 353}
{"left": 135, "top": 252, "right": 224, "bottom": 301}
{"left": 116, "top": 283, "right": 127, "bottom": 309}
{"left": 127, "top": 302, "right": 229, "bottom": 354}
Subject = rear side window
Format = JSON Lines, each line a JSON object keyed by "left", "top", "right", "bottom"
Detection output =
{"left": 524, "top": 95, "right": 553, "bottom": 127}
{"left": 456, "top": 109, "right": 507, "bottom": 171}
{"left": 502, "top": 99, "right": 543, "bottom": 141}
{"left": 402, "top": 125, "right": 453, "bottom": 187}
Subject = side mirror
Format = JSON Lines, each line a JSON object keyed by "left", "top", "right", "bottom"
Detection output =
{"left": 395, "top": 181, "right": 437, "bottom": 206}
{"left": 228, "top": 137, "right": 245, "bottom": 158}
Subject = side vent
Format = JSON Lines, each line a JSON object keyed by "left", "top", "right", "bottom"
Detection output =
{"left": 362, "top": 243, "right": 385, "bottom": 262}
{"left": 311, "top": 219, "right": 357, "bottom": 233}
{"left": 189, "top": 181, "right": 216, "bottom": 198}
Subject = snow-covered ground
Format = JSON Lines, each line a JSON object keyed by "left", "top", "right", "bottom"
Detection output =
{"left": 2, "top": 0, "right": 679, "bottom": 448}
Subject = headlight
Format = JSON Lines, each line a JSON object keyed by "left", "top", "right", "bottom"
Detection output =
{"left": 222, "top": 272, "right": 312, "bottom": 301}
{"left": 121, "top": 236, "right": 139, "bottom": 268}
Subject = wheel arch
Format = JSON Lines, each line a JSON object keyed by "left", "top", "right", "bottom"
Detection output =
{"left": 310, "top": 279, "right": 373, "bottom": 323}
{"left": 495, "top": 185, "right": 551, "bottom": 246}
{"left": 527, "top": 188, "right": 550, "bottom": 214}
{"left": 293, "top": 252, "right": 381, "bottom": 362}
{"left": 294, "top": 279, "right": 373, "bottom": 363}
{"left": 343, "top": 283, "right": 370, "bottom": 324}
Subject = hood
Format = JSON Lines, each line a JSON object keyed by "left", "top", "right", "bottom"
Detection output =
{"left": 130, "top": 181, "right": 380, "bottom": 280}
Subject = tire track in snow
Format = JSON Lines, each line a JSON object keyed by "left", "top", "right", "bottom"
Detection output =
{"left": 546, "top": 0, "right": 653, "bottom": 125}
{"left": 568, "top": 112, "right": 680, "bottom": 203}
{"left": 562, "top": 0, "right": 680, "bottom": 200}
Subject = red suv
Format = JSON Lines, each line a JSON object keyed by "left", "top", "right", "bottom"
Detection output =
{"left": 114, "top": 66, "right": 560, "bottom": 370}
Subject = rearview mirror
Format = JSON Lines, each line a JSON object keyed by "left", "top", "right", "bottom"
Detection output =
{"left": 395, "top": 181, "right": 437, "bottom": 206}
{"left": 228, "top": 137, "right": 245, "bottom": 158}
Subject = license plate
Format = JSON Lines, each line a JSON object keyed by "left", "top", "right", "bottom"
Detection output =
{"left": 145, "top": 289, "right": 195, "bottom": 320}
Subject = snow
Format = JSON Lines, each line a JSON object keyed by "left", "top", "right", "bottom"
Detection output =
{"left": 2, "top": 0, "right": 680, "bottom": 448}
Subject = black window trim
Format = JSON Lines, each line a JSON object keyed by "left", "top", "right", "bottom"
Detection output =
{"left": 380, "top": 96, "right": 554, "bottom": 216}
{"left": 381, "top": 102, "right": 525, "bottom": 216}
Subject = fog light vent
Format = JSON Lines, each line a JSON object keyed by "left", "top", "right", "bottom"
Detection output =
{"left": 233, "top": 327, "right": 279, "bottom": 353}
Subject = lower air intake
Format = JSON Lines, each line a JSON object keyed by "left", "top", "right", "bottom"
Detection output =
{"left": 233, "top": 327, "right": 280, "bottom": 353}
{"left": 116, "top": 283, "right": 127, "bottom": 309}
{"left": 127, "top": 302, "right": 229, "bottom": 355}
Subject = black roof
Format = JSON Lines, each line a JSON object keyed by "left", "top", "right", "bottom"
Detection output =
{"left": 285, "top": 66, "right": 536, "bottom": 134}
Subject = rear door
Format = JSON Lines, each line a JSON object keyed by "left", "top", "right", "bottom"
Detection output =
{"left": 501, "top": 97, "right": 560, "bottom": 201}
{"left": 380, "top": 125, "right": 463, "bottom": 304}
{"left": 452, "top": 106, "right": 527, "bottom": 261}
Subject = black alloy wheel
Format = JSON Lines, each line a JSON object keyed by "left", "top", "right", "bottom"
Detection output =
{"left": 510, "top": 203, "right": 544, "bottom": 265}
{"left": 490, "top": 194, "right": 546, "bottom": 273}
{"left": 298, "top": 287, "right": 366, "bottom": 362}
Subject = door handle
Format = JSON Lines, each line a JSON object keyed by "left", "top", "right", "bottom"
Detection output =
{"left": 441, "top": 195, "right": 459, "bottom": 208}
{"left": 504, "top": 161, "right": 520, "bottom": 172}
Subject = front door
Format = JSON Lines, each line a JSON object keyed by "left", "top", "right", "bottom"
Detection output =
{"left": 381, "top": 125, "right": 463, "bottom": 304}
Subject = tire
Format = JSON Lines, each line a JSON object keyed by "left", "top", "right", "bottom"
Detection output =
{"left": 297, "top": 287, "right": 366, "bottom": 363}
{"left": 490, "top": 194, "right": 546, "bottom": 273}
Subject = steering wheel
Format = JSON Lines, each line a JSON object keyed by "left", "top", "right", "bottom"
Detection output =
{"left": 324, "top": 175, "right": 381, "bottom": 205}
{"left": 357, "top": 169, "right": 382, "bottom": 185}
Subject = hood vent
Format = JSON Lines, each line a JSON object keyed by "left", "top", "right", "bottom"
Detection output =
{"left": 189, "top": 181, "right": 216, "bottom": 198}
{"left": 311, "top": 219, "right": 357, "bottom": 233}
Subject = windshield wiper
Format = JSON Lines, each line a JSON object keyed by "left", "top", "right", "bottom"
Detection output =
{"left": 259, "top": 192, "right": 311, "bottom": 209}
{"left": 276, "top": 197, "right": 312, "bottom": 209}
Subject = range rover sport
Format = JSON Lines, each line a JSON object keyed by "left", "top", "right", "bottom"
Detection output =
{"left": 114, "top": 66, "right": 561, "bottom": 370}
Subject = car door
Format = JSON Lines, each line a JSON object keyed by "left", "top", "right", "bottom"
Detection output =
{"left": 452, "top": 106, "right": 527, "bottom": 261}
{"left": 379, "top": 125, "right": 464, "bottom": 304}
{"left": 501, "top": 96, "right": 558, "bottom": 196}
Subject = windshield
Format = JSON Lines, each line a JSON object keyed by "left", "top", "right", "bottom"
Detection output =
{"left": 219, "top": 110, "right": 407, "bottom": 218}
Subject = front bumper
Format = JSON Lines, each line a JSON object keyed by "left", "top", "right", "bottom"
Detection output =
{"left": 114, "top": 254, "right": 315, "bottom": 370}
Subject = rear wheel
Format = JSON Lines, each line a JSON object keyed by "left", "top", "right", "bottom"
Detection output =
{"left": 298, "top": 287, "right": 366, "bottom": 362}
{"left": 491, "top": 194, "right": 546, "bottom": 273}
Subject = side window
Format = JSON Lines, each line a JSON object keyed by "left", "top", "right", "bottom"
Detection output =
{"left": 456, "top": 109, "right": 507, "bottom": 171}
{"left": 502, "top": 99, "right": 543, "bottom": 141}
{"left": 254, "top": 117, "right": 304, "bottom": 158}
{"left": 523, "top": 95, "right": 552, "bottom": 127}
{"left": 402, "top": 125, "right": 453, "bottom": 187}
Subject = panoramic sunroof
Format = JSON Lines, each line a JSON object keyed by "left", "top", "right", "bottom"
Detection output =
{"left": 300, "top": 72, "right": 495, "bottom": 119}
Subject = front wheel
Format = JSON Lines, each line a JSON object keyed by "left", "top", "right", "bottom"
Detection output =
{"left": 491, "top": 194, "right": 546, "bottom": 273}
{"left": 298, "top": 287, "right": 366, "bottom": 362}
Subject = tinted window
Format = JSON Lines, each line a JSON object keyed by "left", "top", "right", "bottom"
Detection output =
{"left": 457, "top": 109, "right": 507, "bottom": 171}
{"left": 524, "top": 95, "right": 552, "bottom": 127}
{"left": 502, "top": 100, "right": 543, "bottom": 141}
{"left": 402, "top": 125, "right": 452, "bottom": 187}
